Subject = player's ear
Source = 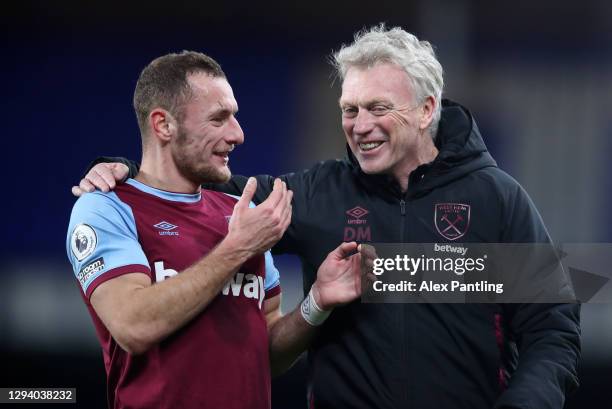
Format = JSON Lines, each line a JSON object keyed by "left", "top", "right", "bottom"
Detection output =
{"left": 419, "top": 96, "right": 435, "bottom": 131}
{"left": 149, "top": 108, "right": 176, "bottom": 143}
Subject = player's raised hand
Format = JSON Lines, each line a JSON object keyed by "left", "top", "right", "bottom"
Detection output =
{"left": 72, "top": 163, "right": 130, "bottom": 197}
{"left": 312, "top": 242, "right": 378, "bottom": 310}
{"left": 226, "top": 177, "right": 292, "bottom": 257}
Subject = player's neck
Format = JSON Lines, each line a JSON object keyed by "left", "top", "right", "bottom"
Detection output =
{"left": 137, "top": 155, "right": 201, "bottom": 194}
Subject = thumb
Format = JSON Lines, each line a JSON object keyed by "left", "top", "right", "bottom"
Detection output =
{"left": 331, "top": 241, "right": 359, "bottom": 260}
{"left": 111, "top": 163, "right": 130, "bottom": 183}
{"left": 235, "top": 177, "right": 257, "bottom": 211}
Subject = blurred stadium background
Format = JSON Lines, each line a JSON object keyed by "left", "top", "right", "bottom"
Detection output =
{"left": 2, "top": 1, "right": 611, "bottom": 407}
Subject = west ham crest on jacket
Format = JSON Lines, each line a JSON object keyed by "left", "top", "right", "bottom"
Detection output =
{"left": 434, "top": 203, "right": 470, "bottom": 240}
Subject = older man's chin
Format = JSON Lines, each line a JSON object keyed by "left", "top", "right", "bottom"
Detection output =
{"left": 356, "top": 159, "right": 388, "bottom": 176}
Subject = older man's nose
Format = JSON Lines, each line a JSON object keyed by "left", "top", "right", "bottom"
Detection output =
{"left": 353, "top": 110, "right": 375, "bottom": 135}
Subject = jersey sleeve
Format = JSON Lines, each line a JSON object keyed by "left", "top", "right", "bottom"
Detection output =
{"left": 263, "top": 250, "right": 281, "bottom": 299}
{"left": 66, "top": 191, "right": 151, "bottom": 299}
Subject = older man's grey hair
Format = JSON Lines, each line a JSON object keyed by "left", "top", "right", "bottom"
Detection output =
{"left": 332, "top": 24, "right": 444, "bottom": 138}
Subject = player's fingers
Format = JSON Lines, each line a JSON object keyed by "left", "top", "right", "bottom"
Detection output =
{"left": 279, "top": 199, "right": 292, "bottom": 231}
{"left": 79, "top": 178, "right": 96, "bottom": 193}
{"left": 71, "top": 186, "right": 84, "bottom": 197}
{"left": 282, "top": 190, "right": 294, "bottom": 221}
{"left": 273, "top": 182, "right": 289, "bottom": 215}
{"left": 272, "top": 187, "right": 292, "bottom": 233}
{"left": 235, "top": 177, "right": 257, "bottom": 211}
{"left": 283, "top": 190, "right": 294, "bottom": 219}
{"left": 272, "top": 179, "right": 287, "bottom": 207}
{"left": 262, "top": 179, "right": 284, "bottom": 209}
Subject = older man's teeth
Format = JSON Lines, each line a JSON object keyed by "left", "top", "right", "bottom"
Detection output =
{"left": 359, "top": 142, "right": 382, "bottom": 151}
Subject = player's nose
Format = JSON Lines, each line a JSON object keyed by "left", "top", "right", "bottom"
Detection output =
{"left": 226, "top": 116, "right": 244, "bottom": 146}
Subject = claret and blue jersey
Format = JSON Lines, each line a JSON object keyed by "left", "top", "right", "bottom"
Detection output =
{"left": 66, "top": 178, "right": 280, "bottom": 409}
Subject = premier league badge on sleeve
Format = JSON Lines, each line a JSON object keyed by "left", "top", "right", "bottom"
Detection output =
{"left": 71, "top": 224, "right": 98, "bottom": 261}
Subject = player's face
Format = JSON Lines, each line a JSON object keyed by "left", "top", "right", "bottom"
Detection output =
{"left": 172, "top": 73, "right": 244, "bottom": 184}
{"left": 340, "top": 63, "right": 427, "bottom": 179}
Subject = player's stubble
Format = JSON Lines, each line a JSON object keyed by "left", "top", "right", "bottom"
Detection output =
{"left": 172, "top": 123, "right": 232, "bottom": 186}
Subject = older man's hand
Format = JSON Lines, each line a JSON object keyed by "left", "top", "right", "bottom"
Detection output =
{"left": 71, "top": 162, "right": 129, "bottom": 197}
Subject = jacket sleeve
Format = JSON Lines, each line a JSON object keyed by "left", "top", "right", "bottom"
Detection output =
{"left": 494, "top": 183, "right": 580, "bottom": 409}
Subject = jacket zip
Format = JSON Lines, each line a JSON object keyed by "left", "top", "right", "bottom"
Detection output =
{"left": 399, "top": 196, "right": 409, "bottom": 408}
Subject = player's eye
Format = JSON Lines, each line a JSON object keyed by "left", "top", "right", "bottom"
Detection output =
{"left": 210, "top": 114, "right": 230, "bottom": 125}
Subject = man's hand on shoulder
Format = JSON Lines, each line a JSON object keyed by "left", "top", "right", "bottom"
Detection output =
{"left": 72, "top": 163, "right": 129, "bottom": 197}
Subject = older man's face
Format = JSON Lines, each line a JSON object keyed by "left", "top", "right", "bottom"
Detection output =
{"left": 340, "top": 63, "right": 427, "bottom": 179}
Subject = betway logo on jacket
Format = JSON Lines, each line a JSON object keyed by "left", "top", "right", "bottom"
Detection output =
{"left": 154, "top": 261, "right": 264, "bottom": 308}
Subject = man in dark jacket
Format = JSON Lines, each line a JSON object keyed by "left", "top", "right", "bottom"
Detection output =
{"left": 74, "top": 25, "right": 580, "bottom": 409}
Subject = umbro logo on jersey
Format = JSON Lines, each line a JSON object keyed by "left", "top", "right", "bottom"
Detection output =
{"left": 154, "top": 221, "right": 179, "bottom": 236}
{"left": 154, "top": 221, "right": 177, "bottom": 230}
